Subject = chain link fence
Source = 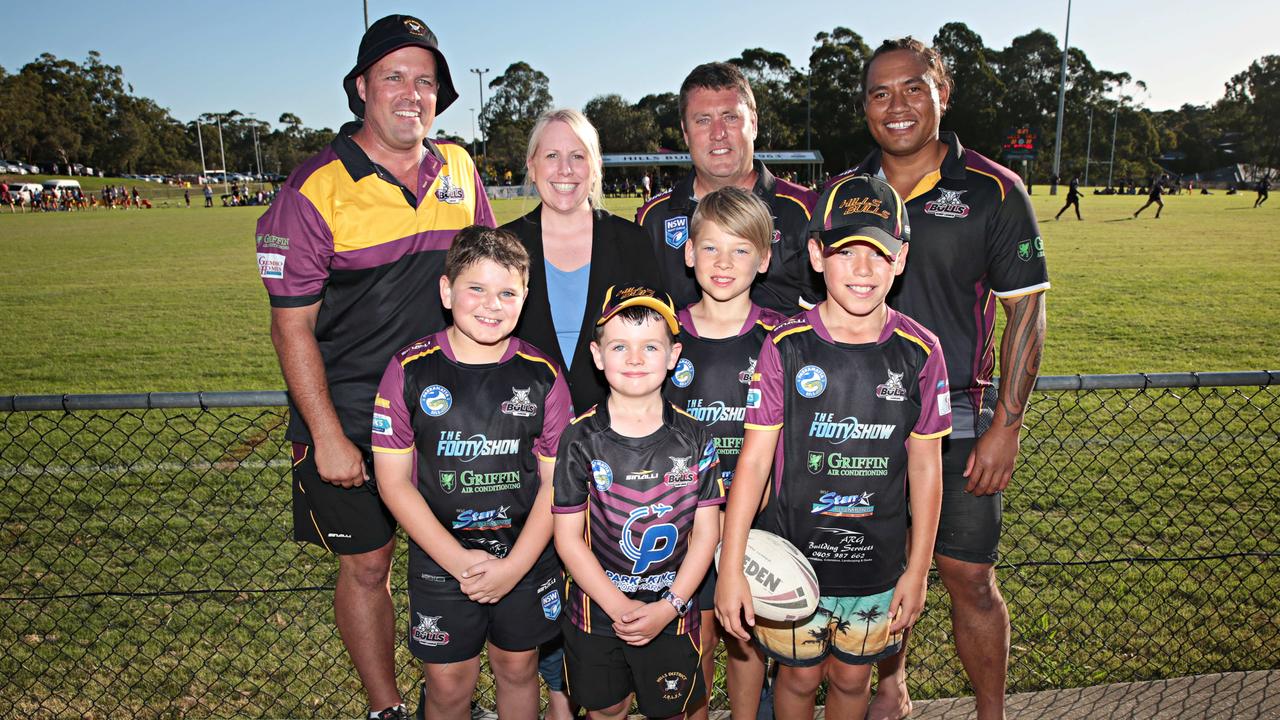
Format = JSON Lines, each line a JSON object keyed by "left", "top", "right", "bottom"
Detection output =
{"left": 2, "top": 372, "right": 1278, "bottom": 718}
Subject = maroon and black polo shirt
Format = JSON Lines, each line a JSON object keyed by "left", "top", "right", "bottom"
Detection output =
{"left": 846, "top": 132, "right": 1049, "bottom": 438}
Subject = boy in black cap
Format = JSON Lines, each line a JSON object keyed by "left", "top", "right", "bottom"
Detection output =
{"left": 256, "top": 14, "right": 491, "bottom": 720}
{"left": 552, "top": 285, "right": 725, "bottom": 720}
{"left": 717, "top": 175, "right": 951, "bottom": 720}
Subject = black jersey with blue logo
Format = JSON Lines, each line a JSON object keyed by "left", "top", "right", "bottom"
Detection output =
{"left": 664, "top": 304, "right": 788, "bottom": 494}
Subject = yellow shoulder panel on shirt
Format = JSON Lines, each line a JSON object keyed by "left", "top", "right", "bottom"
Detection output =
{"left": 965, "top": 165, "right": 1006, "bottom": 202}
{"left": 516, "top": 351, "right": 559, "bottom": 377}
{"left": 401, "top": 345, "right": 442, "bottom": 367}
{"left": 776, "top": 192, "right": 812, "bottom": 220}
{"left": 772, "top": 324, "right": 813, "bottom": 344}
{"left": 892, "top": 328, "right": 932, "bottom": 356}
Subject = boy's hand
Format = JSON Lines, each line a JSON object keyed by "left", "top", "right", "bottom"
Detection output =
{"left": 714, "top": 570, "right": 756, "bottom": 641}
{"left": 447, "top": 548, "right": 496, "bottom": 585}
{"left": 613, "top": 601, "right": 678, "bottom": 646}
{"left": 888, "top": 571, "right": 929, "bottom": 634}
{"left": 460, "top": 556, "right": 522, "bottom": 604}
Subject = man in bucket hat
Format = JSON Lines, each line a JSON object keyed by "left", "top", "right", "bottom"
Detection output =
{"left": 255, "top": 15, "right": 493, "bottom": 719}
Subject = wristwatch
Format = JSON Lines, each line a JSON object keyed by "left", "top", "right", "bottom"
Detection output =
{"left": 661, "top": 589, "right": 690, "bottom": 617}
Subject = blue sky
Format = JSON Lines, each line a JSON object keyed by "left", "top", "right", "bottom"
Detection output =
{"left": 4, "top": 0, "right": 1276, "bottom": 142}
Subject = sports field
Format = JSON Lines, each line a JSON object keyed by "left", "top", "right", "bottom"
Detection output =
{"left": 0, "top": 186, "right": 1276, "bottom": 394}
{"left": 1, "top": 182, "right": 1277, "bottom": 717}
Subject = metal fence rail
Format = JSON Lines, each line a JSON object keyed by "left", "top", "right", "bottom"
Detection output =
{"left": 2, "top": 372, "right": 1277, "bottom": 718}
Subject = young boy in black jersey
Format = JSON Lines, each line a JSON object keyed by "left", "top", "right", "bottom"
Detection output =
{"left": 716, "top": 176, "right": 952, "bottom": 720}
{"left": 552, "top": 285, "right": 725, "bottom": 720}
{"left": 665, "top": 187, "right": 786, "bottom": 720}
{"left": 372, "top": 226, "right": 574, "bottom": 720}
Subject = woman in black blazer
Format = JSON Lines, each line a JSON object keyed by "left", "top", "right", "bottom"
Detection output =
{"left": 502, "top": 108, "right": 661, "bottom": 414}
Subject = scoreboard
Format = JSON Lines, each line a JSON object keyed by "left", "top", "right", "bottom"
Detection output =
{"left": 1002, "top": 126, "right": 1039, "bottom": 158}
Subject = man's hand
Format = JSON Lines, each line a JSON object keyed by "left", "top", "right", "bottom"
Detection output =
{"left": 888, "top": 571, "right": 928, "bottom": 634}
{"left": 963, "top": 422, "right": 1020, "bottom": 495}
{"left": 460, "top": 556, "right": 523, "bottom": 604}
{"left": 714, "top": 570, "right": 756, "bottom": 641}
{"left": 614, "top": 601, "right": 678, "bottom": 646}
{"left": 313, "top": 435, "right": 368, "bottom": 488}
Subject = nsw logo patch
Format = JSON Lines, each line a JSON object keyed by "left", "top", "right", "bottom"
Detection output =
{"left": 664, "top": 216, "right": 689, "bottom": 249}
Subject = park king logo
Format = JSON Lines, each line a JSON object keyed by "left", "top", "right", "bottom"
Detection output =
{"left": 924, "top": 188, "right": 971, "bottom": 219}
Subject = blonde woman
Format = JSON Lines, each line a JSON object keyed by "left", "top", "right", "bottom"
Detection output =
{"left": 505, "top": 108, "right": 662, "bottom": 414}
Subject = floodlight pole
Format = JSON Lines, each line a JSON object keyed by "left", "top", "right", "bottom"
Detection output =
{"left": 471, "top": 68, "right": 490, "bottom": 160}
{"left": 1107, "top": 109, "right": 1118, "bottom": 189}
{"left": 470, "top": 108, "right": 477, "bottom": 156}
{"left": 195, "top": 120, "right": 208, "bottom": 178}
{"left": 1051, "top": 0, "right": 1072, "bottom": 195}
{"left": 217, "top": 116, "right": 229, "bottom": 195}
{"left": 363, "top": 0, "right": 368, "bottom": 30}
{"left": 1084, "top": 107, "right": 1093, "bottom": 186}
{"left": 805, "top": 66, "right": 813, "bottom": 185}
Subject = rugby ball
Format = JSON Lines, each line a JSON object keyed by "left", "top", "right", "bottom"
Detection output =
{"left": 716, "top": 529, "right": 819, "bottom": 622}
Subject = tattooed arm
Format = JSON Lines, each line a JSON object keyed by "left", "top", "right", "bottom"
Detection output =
{"left": 963, "top": 290, "right": 1046, "bottom": 495}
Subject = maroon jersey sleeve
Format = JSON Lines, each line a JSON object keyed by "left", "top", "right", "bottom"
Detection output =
{"left": 911, "top": 343, "right": 954, "bottom": 439}
{"left": 534, "top": 371, "right": 573, "bottom": 461}
{"left": 744, "top": 337, "right": 785, "bottom": 430}
{"left": 371, "top": 356, "right": 414, "bottom": 453}
{"left": 255, "top": 184, "right": 332, "bottom": 306}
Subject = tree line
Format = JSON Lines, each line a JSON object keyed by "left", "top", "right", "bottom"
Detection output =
{"left": 2, "top": 23, "right": 1276, "bottom": 183}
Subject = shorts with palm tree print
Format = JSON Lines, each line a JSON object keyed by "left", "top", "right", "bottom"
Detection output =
{"left": 752, "top": 588, "right": 901, "bottom": 666}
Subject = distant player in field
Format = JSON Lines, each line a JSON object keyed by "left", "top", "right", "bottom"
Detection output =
{"left": 372, "top": 226, "right": 572, "bottom": 720}
{"left": 1054, "top": 176, "right": 1082, "bottom": 220}
{"left": 1255, "top": 175, "right": 1270, "bottom": 208}
{"left": 553, "top": 285, "right": 724, "bottom": 719}
{"left": 1134, "top": 175, "right": 1165, "bottom": 218}
{"left": 663, "top": 186, "right": 787, "bottom": 720}
{"left": 717, "top": 175, "right": 950, "bottom": 720}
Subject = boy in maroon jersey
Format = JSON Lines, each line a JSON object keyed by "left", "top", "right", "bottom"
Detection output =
{"left": 372, "top": 226, "right": 572, "bottom": 720}
{"left": 717, "top": 175, "right": 950, "bottom": 720}
{"left": 553, "top": 286, "right": 724, "bottom": 719}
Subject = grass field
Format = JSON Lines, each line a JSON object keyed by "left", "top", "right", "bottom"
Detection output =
{"left": 1, "top": 181, "right": 1278, "bottom": 718}
{"left": 0, "top": 186, "right": 1278, "bottom": 394}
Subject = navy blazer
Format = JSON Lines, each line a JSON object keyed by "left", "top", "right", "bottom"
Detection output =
{"left": 503, "top": 206, "right": 663, "bottom": 414}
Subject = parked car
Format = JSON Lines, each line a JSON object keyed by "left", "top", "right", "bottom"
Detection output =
{"left": 43, "top": 179, "right": 82, "bottom": 192}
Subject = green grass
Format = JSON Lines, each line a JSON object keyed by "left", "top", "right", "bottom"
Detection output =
{"left": 1, "top": 184, "right": 1278, "bottom": 717}
{"left": 1, "top": 189, "right": 1276, "bottom": 395}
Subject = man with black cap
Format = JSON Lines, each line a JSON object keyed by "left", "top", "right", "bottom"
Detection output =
{"left": 255, "top": 15, "right": 492, "bottom": 719}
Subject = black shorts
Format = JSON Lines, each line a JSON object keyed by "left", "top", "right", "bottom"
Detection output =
{"left": 407, "top": 560, "right": 563, "bottom": 663}
{"left": 933, "top": 436, "right": 1003, "bottom": 564}
{"left": 562, "top": 623, "right": 705, "bottom": 717}
{"left": 291, "top": 442, "right": 395, "bottom": 555}
{"left": 695, "top": 560, "right": 717, "bottom": 610}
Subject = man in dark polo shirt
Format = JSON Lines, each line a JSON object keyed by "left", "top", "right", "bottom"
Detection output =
{"left": 637, "top": 62, "right": 820, "bottom": 316}
{"left": 842, "top": 38, "right": 1048, "bottom": 720}
{"left": 255, "top": 15, "right": 492, "bottom": 719}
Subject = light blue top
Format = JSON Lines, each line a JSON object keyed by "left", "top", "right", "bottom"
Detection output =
{"left": 544, "top": 261, "right": 591, "bottom": 369}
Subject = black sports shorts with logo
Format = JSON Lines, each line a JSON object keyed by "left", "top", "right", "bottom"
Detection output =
{"left": 407, "top": 559, "right": 562, "bottom": 663}
{"left": 562, "top": 621, "right": 705, "bottom": 717}
{"left": 291, "top": 442, "right": 395, "bottom": 555}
